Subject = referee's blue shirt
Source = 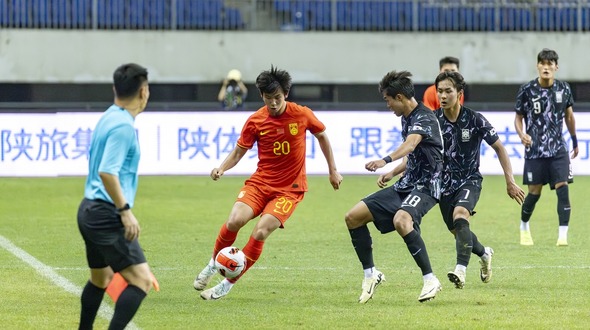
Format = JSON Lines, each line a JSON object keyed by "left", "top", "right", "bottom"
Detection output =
{"left": 84, "top": 105, "right": 140, "bottom": 207}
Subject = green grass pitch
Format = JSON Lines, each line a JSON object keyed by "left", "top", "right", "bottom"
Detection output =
{"left": 0, "top": 175, "right": 589, "bottom": 329}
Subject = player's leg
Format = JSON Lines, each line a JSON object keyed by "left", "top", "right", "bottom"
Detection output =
{"left": 349, "top": 188, "right": 399, "bottom": 303}
{"left": 521, "top": 159, "right": 545, "bottom": 245}
{"left": 200, "top": 213, "right": 281, "bottom": 300}
{"left": 550, "top": 153, "right": 573, "bottom": 246}
{"left": 195, "top": 186, "right": 260, "bottom": 291}
{"left": 201, "top": 190, "right": 302, "bottom": 300}
{"left": 394, "top": 192, "right": 440, "bottom": 302}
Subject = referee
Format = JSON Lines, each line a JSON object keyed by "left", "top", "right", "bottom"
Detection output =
{"left": 77, "top": 63, "right": 153, "bottom": 330}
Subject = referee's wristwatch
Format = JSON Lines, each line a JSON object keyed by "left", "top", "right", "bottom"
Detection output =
{"left": 117, "top": 203, "right": 131, "bottom": 213}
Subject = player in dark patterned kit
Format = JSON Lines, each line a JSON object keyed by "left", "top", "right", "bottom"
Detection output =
{"left": 433, "top": 71, "right": 525, "bottom": 289}
{"left": 344, "top": 71, "right": 444, "bottom": 303}
{"left": 514, "top": 48, "right": 578, "bottom": 246}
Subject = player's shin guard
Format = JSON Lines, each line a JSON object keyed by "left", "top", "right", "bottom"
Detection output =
{"left": 470, "top": 231, "right": 485, "bottom": 256}
{"left": 556, "top": 185, "right": 571, "bottom": 226}
{"left": 213, "top": 224, "right": 238, "bottom": 259}
{"left": 454, "top": 218, "right": 473, "bottom": 266}
{"left": 403, "top": 230, "right": 433, "bottom": 275}
{"left": 349, "top": 225, "right": 374, "bottom": 270}
{"left": 231, "top": 236, "right": 264, "bottom": 283}
{"left": 521, "top": 193, "right": 540, "bottom": 222}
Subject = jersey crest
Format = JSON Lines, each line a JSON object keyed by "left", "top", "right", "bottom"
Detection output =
{"left": 289, "top": 123, "right": 298, "bottom": 135}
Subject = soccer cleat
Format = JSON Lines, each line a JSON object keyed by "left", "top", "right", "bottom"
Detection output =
{"left": 556, "top": 238, "right": 568, "bottom": 247}
{"left": 418, "top": 276, "right": 442, "bottom": 302}
{"left": 193, "top": 262, "right": 217, "bottom": 291}
{"left": 479, "top": 247, "right": 494, "bottom": 283}
{"left": 358, "top": 270, "right": 385, "bottom": 303}
{"left": 200, "top": 280, "right": 232, "bottom": 300}
{"left": 520, "top": 230, "right": 534, "bottom": 246}
{"left": 447, "top": 269, "right": 466, "bottom": 289}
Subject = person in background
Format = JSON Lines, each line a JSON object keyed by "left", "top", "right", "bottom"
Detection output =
{"left": 514, "top": 48, "right": 578, "bottom": 246}
{"left": 423, "top": 56, "right": 464, "bottom": 110}
{"left": 218, "top": 69, "right": 248, "bottom": 110}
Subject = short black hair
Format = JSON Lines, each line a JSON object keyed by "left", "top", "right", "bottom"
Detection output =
{"left": 113, "top": 63, "right": 148, "bottom": 99}
{"left": 435, "top": 71, "right": 466, "bottom": 93}
{"left": 537, "top": 48, "right": 559, "bottom": 65}
{"left": 439, "top": 56, "right": 460, "bottom": 70}
{"left": 256, "top": 65, "right": 292, "bottom": 95}
{"left": 378, "top": 71, "right": 415, "bottom": 99}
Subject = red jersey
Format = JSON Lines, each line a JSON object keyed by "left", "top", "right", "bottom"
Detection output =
{"left": 422, "top": 84, "right": 464, "bottom": 110}
{"left": 237, "top": 102, "right": 325, "bottom": 192}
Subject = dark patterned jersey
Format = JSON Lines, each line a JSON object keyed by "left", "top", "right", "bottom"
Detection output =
{"left": 435, "top": 106, "right": 499, "bottom": 195}
{"left": 394, "top": 103, "right": 443, "bottom": 200}
{"left": 515, "top": 78, "right": 574, "bottom": 159}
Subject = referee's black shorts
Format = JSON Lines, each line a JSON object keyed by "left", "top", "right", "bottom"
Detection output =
{"left": 77, "top": 198, "right": 146, "bottom": 272}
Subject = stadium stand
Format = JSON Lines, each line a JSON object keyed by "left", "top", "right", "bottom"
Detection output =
{"left": 0, "top": 0, "right": 589, "bottom": 32}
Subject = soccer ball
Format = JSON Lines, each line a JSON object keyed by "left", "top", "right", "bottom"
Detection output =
{"left": 215, "top": 247, "right": 246, "bottom": 279}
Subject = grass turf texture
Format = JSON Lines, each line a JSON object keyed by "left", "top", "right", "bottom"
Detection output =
{"left": 0, "top": 175, "right": 589, "bottom": 329}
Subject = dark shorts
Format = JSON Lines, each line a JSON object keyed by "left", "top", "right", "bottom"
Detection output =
{"left": 77, "top": 198, "right": 146, "bottom": 272}
{"left": 439, "top": 183, "right": 481, "bottom": 231}
{"left": 523, "top": 152, "right": 573, "bottom": 189}
{"left": 362, "top": 186, "right": 438, "bottom": 234}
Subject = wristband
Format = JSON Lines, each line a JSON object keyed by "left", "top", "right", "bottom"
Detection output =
{"left": 382, "top": 155, "right": 393, "bottom": 163}
{"left": 571, "top": 135, "right": 578, "bottom": 149}
{"left": 117, "top": 203, "right": 131, "bottom": 213}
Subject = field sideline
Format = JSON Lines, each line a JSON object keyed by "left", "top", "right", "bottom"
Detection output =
{"left": 0, "top": 175, "right": 589, "bottom": 329}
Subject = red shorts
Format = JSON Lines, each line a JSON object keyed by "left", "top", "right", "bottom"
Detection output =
{"left": 236, "top": 183, "right": 305, "bottom": 227}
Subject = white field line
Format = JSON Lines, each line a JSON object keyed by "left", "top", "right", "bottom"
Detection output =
{"left": 0, "top": 234, "right": 139, "bottom": 330}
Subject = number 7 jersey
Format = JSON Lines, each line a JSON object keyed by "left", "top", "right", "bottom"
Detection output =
{"left": 237, "top": 102, "right": 326, "bottom": 192}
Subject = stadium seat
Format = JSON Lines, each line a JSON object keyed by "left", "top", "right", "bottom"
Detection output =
{"left": 501, "top": 7, "right": 532, "bottom": 31}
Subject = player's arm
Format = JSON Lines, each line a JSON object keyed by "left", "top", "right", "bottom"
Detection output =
{"left": 564, "top": 106, "right": 578, "bottom": 159}
{"left": 315, "top": 131, "right": 343, "bottom": 190}
{"left": 365, "top": 133, "right": 422, "bottom": 172}
{"left": 514, "top": 113, "right": 531, "bottom": 148}
{"left": 211, "top": 145, "right": 248, "bottom": 180}
{"left": 490, "top": 140, "right": 525, "bottom": 205}
{"left": 377, "top": 157, "right": 407, "bottom": 188}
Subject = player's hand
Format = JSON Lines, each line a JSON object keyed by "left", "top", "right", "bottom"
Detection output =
{"left": 507, "top": 182, "right": 525, "bottom": 205}
{"left": 519, "top": 134, "right": 532, "bottom": 148}
{"left": 377, "top": 172, "right": 394, "bottom": 188}
{"left": 329, "top": 171, "right": 343, "bottom": 190}
{"left": 210, "top": 168, "right": 224, "bottom": 180}
{"left": 571, "top": 146, "right": 579, "bottom": 159}
{"left": 365, "top": 159, "right": 386, "bottom": 172}
{"left": 120, "top": 210, "right": 140, "bottom": 241}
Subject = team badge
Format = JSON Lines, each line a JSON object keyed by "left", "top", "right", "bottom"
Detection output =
{"left": 289, "top": 123, "right": 298, "bottom": 135}
{"left": 461, "top": 129, "right": 470, "bottom": 142}
{"left": 556, "top": 91, "right": 563, "bottom": 103}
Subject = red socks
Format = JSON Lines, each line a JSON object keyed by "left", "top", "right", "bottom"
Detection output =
{"left": 213, "top": 224, "right": 238, "bottom": 259}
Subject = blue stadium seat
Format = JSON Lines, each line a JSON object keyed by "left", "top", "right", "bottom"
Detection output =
{"left": 176, "top": 0, "right": 223, "bottom": 30}
{"left": 501, "top": 8, "right": 532, "bottom": 31}
{"left": 419, "top": 5, "right": 441, "bottom": 31}
{"left": 223, "top": 8, "right": 244, "bottom": 30}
